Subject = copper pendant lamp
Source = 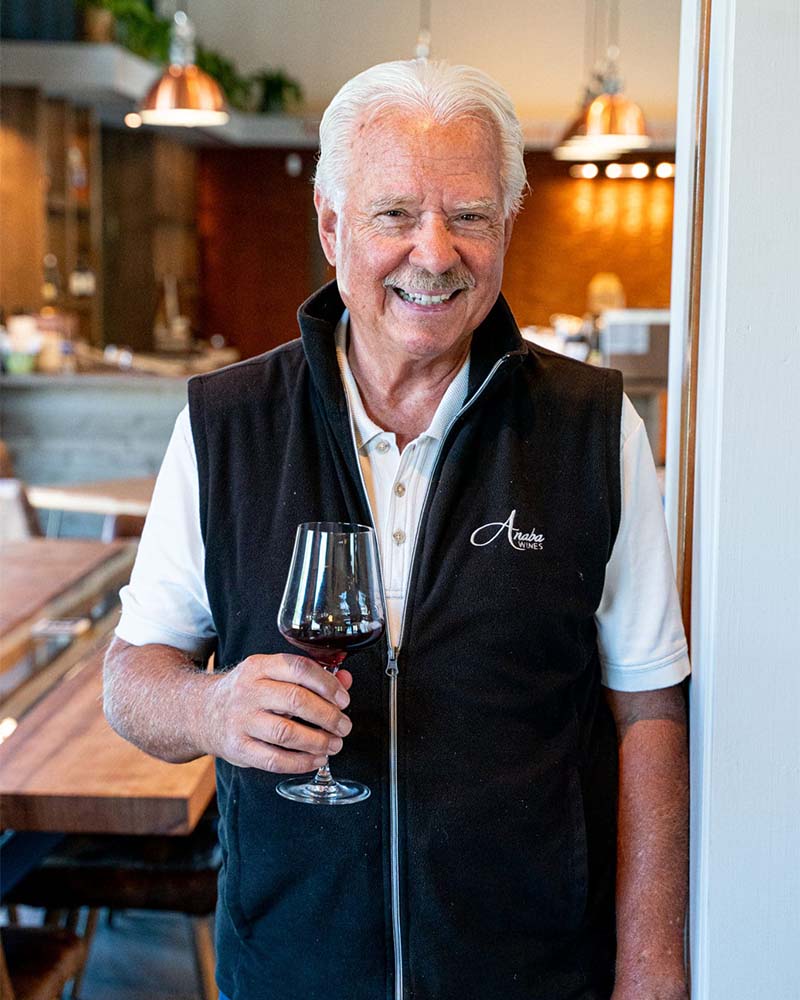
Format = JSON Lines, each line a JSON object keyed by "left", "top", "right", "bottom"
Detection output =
{"left": 553, "top": 1, "right": 650, "bottom": 161}
{"left": 138, "top": 10, "right": 229, "bottom": 127}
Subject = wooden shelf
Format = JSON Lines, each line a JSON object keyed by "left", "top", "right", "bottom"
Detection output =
{"left": 47, "top": 198, "right": 90, "bottom": 219}
{"left": 1, "top": 40, "right": 320, "bottom": 148}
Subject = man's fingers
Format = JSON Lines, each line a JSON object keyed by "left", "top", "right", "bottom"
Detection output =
{"left": 336, "top": 669, "right": 354, "bottom": 690}
{"left": 263, "top": 681, "right": 352, "bottom": 737}
{"left": 255, "top": 654, "right": 351, "bottom": 708}
{"left": 249, "top": 711, "right": 344, "bottom": 757}
{"left": 213, "top": 654, "right": 355, "bottom": 774}
{"left": 239, "top": 738, "right": 329, "bottom": 774}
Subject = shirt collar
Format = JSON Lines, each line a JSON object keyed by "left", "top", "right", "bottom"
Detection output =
{"left": 334, "top": 310, "right": 471, "bottom": 450}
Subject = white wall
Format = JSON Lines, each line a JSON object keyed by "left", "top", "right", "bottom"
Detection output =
{"left": 181, "top": 0, "right": 681, "bottom": 122}
{"left": 689, "top": 0, "right": 800, "bottom": 995}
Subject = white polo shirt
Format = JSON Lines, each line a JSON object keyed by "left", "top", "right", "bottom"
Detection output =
{"left": 117, "top": 316, "right": 690, "bottom": 692}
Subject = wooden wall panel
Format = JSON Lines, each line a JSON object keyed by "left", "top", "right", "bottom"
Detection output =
{"left": 101, "top": 129, "right": 158, "bottom": 351}
{"left": 101, "top": 129, "right": 197, "bottom": 351}
{"left": 197, "top": 149, "right": 320, "bottom": 358}
{"left": 503, "top": 152, "right": 675, "bottom": 326}
{"left": 196, "top": 149, "right": 673, "bottom": 358}
{"left": 0, "top": 87, "right": 46, "bottom": 312}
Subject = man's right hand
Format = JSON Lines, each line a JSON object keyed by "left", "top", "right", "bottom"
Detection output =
{"left": 103, "top": 638, "right": 353, "bottom": 771}
{"left": 202, "top": 654, "right": 354, "bottom": 773}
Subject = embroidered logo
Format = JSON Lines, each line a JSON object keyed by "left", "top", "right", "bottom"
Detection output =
{"left": 470, "top": 509, "right": 545, "bottom": 551}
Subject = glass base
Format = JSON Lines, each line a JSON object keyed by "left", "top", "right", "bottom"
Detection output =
{"left": 276, "top": 775, "right": 371, "bottom": 805}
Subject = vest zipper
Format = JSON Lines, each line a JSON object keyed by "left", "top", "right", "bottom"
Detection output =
{"left": 343, "top": 350, "right": 515, "bottom": 1000}
{"left": 385, "top": 644, "right": 402, "bottom": 1000}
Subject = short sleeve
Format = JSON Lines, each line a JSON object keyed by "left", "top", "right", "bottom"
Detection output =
{"left": 596, "top": 395, "right": 691, "bottom": 691}
{"left": 115, "top": 406, "right": 216, "bottom": 657}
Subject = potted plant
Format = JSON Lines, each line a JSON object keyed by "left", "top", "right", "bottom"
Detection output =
{"left": 251, "top": 70, "right": 304, "bottom": 114}
{"left": 78, "top": 0, "right": 115, "bottom": 42}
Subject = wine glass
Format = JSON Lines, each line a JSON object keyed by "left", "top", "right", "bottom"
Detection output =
{"left": 276, "top": 521, "right": 385, "bottom": 804}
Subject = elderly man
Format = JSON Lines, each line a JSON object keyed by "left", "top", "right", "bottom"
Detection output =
{"left": 105, "top": 60, "right": 689, "bottom": 1000}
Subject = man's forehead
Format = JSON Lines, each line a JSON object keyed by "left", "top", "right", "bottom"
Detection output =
{"left": 351, "top": 116, "right": 501, "bottom": 183}
{"left": 356, "top": 109, "right": 496, "bottom": 155}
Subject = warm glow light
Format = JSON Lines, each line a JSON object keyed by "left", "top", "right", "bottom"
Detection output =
{"left": 656, "top": 161, "right": 676, "bottom": 178}
{"left": 569, "top": 163, "right": 600, "bottom": 179}
{"left": 138, "top": 108, "right": 230, "bottom": 126}
{"left": 631, "top": 162, "right": 650, "bottom": 179}
{"left": 124, "top": 112, "right": 142, "bottom": 129}
{"left": 605, "top": 163, "right": 623, "bottom": 179}
{"left": 554, "top": 137, "right": 625, "bottom": 161}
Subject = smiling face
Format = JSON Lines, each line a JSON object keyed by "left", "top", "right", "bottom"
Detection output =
{"left": 315, "top": 111, "right": 514, "bottom": 368}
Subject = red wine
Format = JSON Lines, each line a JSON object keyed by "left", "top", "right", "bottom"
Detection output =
{"left": 281, "top": 621, "right": 385, "bottom": 669}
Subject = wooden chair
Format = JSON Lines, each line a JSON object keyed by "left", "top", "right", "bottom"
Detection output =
{"left": 0, "top": 440, "right": 14, "bottom": 478}
{"left": 0, "top": 441, "right": 42, "bottom": 541}
{"left": 100, "top": 513, "right": 146, "bottom": 542}
{"left": 0, "top": 480, "right": 42, "bottom": 541}
{"left": 5, "top": 807, "right": 220, "bottom": 1000}
{"left": 0, "top": 924, "right": 91, "bottom": 1000}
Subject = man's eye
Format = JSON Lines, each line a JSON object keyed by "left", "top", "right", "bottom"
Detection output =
{"left": 381, "top": 210, "right": 407, "bottom": 218}
{"left": 458, "top": 213, "right": 484, "bottom": 223}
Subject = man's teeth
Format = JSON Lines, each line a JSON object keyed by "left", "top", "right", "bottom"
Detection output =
{"left": 395, "top": 288, "right": 457, "bottom": 305}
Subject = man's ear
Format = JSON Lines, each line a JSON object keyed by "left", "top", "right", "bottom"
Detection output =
{"left": 503, "top": 214, "right": 515, "bottom": 254}
{"left": 315, "top": 189, "right": 338, "bottom": 267}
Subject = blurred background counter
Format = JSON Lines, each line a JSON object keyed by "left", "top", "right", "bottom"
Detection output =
{"left": 1, "top": 373, "right": 184, "bottom": 536}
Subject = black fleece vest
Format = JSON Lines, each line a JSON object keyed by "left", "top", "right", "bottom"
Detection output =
{"left": 189, "top": 282, "right": 623, "bottom": 1000}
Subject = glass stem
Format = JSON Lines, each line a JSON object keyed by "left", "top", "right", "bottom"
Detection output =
{"left": 313, "top": 662, "right": 340, "bottom": 786}
{"left": 313, "top": 760, "right": 335, "bottom": 785}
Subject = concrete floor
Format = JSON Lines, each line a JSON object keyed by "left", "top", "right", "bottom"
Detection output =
{"left": 79, "top": 909, "right": 209, "bottom": 1000}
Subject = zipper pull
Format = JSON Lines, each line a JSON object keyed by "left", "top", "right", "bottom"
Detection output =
{"left": 386, "top": 645, "right": 399, "bottom": 678}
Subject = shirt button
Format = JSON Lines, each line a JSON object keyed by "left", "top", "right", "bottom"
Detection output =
{"left": 376, "top": 439, "right": 390, "bottom": 454}
{"left": 392, "top": 529, "right": 406, "bottom": 545}
{"left": 394, "top": 483, "right": 406, "bottom": 497}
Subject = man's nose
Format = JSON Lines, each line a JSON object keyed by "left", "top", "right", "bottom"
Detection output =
{"left": 407, "top": 216, "right": 461, "bottom": 276}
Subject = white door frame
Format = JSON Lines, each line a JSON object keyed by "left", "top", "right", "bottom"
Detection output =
{"left": 669, "top": 1, "right": 800, "bottom": 996}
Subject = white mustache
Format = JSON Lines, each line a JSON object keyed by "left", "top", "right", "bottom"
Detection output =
{"left": 383, "top": 267, "right": 476, "bottom": 293}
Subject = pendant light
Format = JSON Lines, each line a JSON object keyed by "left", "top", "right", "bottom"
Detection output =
{"left": 138, "top": 10, "right": 229, "bottom": 127}
{"left": 553, "top": 0, "right": 650, "bottom": 161}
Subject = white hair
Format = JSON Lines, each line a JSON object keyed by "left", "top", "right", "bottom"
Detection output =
{"left": 315, "top": 60, "right": 527, "bottom": 218}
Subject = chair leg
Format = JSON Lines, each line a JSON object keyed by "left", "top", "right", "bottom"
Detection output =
{"left": 0, "top": 937, "right": 15, "bottom": 1000}
{"left": 188, "top": 915, "right": 217, "bottom": 1000}
{"left": 69, "top": 908, "right": 100, "bottom": 1000}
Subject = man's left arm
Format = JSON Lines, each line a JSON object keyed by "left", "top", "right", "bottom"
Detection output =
{"left": 604, "top": 684, "right": 689, "bottom": 1000}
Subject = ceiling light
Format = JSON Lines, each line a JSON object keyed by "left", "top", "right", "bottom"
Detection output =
{"left": 138, "top": 11, "right": 229, "bottom": 128}
{"left": 656, "top": 162, "right": 676, "bottom": 178}
{"left": 631, "top": 162, "right": 650, "bottom": 178}
{"left": 605, "top": 163, "right": 623, "bottom": 179}
{"left": 124, "top": 112, "right": 142, "bottom": 129}
{"left": 554, "top": 1, "right": 651, "bottom": 161}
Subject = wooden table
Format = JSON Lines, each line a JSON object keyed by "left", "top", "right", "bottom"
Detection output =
{"left": 0, "top": 539, "right": 136, "bottom": 676}
{"left": 0, "top": 648, "right": 215, "bottom": 836}
{"left": 26, "top": 477, "right": 156, "bottom": 537}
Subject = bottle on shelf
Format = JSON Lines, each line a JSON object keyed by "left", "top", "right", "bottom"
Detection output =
{"left": 41, "top": 253, "right": 62, "bottom": 310}
{"left": 68, "top": 254, "right": 97, "bottom": 298}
